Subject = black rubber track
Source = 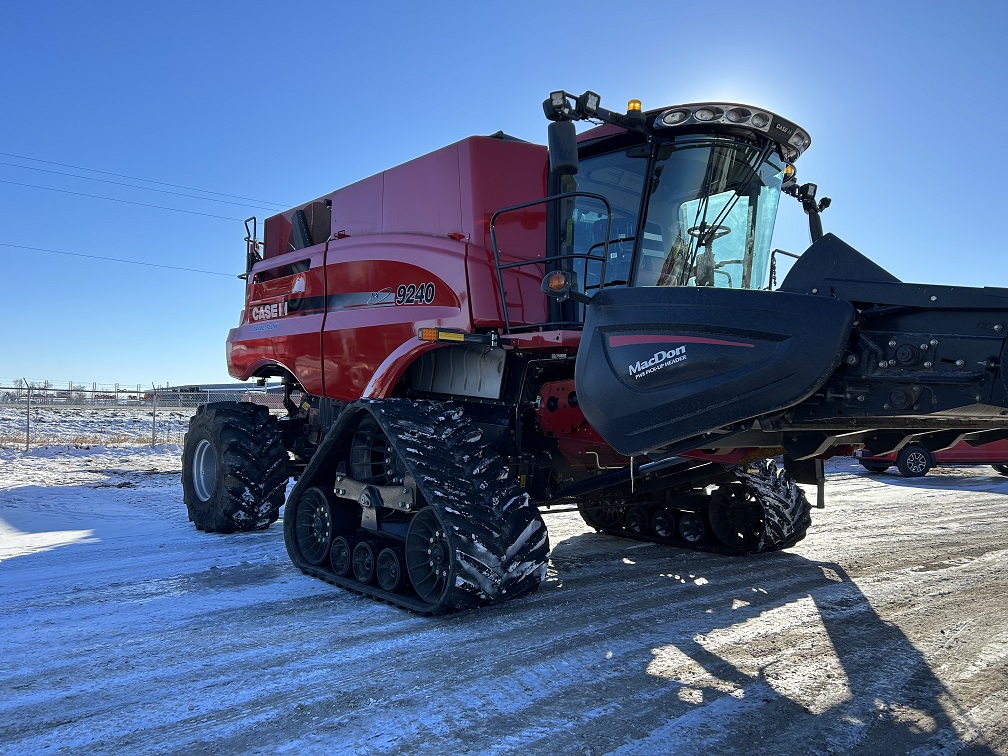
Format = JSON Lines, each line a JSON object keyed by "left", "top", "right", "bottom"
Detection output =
{"left": 578, "top": 458, "right": 812, "bottom": 555}
{"left": 181, "top": 402, "right": 289, "bottom": 533}
{"left": 284, "top": 400, "right": 550, "bottom": 614}
{"left": 731, "top": 458, "right": 812, "bottom": 551}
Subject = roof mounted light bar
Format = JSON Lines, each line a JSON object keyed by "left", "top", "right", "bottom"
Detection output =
{"left": 544, "top": 90, "right": 647, "bottom": 133}
{"left": 652, "top": 103, "right": 811, "bottom": 161}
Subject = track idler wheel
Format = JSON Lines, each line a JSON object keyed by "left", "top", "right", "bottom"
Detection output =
{"left": 578, "top": 500, "right": 627, "bottom": 530}
{"left": 294, "top": 487, "right": 336, "bottom": 565}
{"left": 709, "top": 483, "right": 765, "bottom": 553}
{"left": 376, "top": 547, "right": 405, "bottom": 592}
{"left": 406, "top": 508, "right": 454, "bottom": 606}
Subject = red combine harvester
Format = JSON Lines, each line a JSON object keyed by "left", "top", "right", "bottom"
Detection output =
{"left": 182, "top": 90, "right": 1008, "bottom": 613}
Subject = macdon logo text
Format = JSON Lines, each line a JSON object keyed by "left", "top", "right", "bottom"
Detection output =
{"left": 628, "top": 346, "right": 687, "bottom": 379}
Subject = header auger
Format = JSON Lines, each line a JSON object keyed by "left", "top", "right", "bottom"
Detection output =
{"left": 182, "top": 90, "right": 1008, "bottom": 614}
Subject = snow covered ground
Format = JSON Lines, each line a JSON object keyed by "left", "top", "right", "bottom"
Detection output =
{"left": 0, "top": 405, "right": 194, "bottom": 447}
{"left": 2, "top": 441, "right": 1007, "bottom": 754}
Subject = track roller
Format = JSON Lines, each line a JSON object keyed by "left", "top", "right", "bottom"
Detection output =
{"left": 677, "top": 511, "right": 707, "bottom": 543}
{"left": 626, "top": 506, "right": 650, "bottom": 536}
{"left": 376, "top": 547, "right": 404, "bottom": 592}
{"left": 330, "top": 536, "right": 353, "bottom": 576}
{"left": 651, "top": 507, "right": 677, "bottom": 539}
{"left": 352, "top": 541, "right": 379, "bottom": 584}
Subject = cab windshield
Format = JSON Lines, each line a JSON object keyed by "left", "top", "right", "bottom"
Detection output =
{"left": 635, "top": 138, "right": 786, "bottom": 290}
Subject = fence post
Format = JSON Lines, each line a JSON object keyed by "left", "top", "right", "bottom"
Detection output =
{"left": 151, "top": 384, "right": 158, "bottom": 447}
{"left": 23, "top": 377, "right": 30, "bottom": 451}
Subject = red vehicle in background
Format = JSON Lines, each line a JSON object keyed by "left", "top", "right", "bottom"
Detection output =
{"left": 856, "top": 440, "right": 1008, "bottom": 477}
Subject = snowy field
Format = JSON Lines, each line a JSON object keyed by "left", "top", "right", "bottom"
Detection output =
{"left": 0, "top": 405, "right": 195, "bottom": 448}
{"left": 2, "top": 437, "right": 1007, "bottom": 753}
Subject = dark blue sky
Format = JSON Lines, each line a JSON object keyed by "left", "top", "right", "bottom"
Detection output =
{"left": 1, "top": 1, "right": 1005, "bottom": 385}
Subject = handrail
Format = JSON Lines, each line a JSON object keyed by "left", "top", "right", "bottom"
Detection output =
{"left": 489, "top": 192, "right": 614, "bottom": 333}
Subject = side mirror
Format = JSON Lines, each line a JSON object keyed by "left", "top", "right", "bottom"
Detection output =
{"left": 548, "top": 121, "right": 578, "bottom": 176}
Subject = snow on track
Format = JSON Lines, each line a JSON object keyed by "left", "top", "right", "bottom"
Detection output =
{"left": 1, "top": 448, "right": 1007, "bottom": 754}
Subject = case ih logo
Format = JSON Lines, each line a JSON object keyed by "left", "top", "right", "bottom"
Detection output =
{"left": 628, "top": 346, "right": 687, "bottom": 379}
{"left": 251, "top": 302, "right": 287, "bottom": 321}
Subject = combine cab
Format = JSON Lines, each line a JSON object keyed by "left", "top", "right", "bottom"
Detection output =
{"left": 182, "top": 90, "right": 1008, "bottom": 613}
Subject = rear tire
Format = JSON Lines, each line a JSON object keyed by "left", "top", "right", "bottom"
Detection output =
{"left": 182, "top": 402, "right": 289, "bottom": 533}
{"left": 896, "top": 445, "right": 932, "bottom": 477}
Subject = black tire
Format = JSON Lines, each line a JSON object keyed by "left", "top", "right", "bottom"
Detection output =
{"left": 896, "top": 445, "right": 932, "bottom": 477}
{"left": 181, "top": 402, "right": 289, "bottom": 533}
{"left": 993, "top": 463, "right": 1008, "bottom": 476}
{"left": 859, "top": 461, "right": 891, "bottom": 473}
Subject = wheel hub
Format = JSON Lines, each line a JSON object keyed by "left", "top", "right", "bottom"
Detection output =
{"left": 191, "top": 439, "right": 217, "bottom": 502}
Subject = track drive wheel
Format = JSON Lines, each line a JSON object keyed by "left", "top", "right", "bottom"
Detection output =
{"left": 181, "top": 401, "right": 289, "bottom": 533}
{"left": 992, "top": 463, "right": 1008, "bottom": 476}
{"left": 708, "top": 483, "right": 765, "bottom": 553}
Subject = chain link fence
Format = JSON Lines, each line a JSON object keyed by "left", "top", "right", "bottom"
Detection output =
{"left": 0, "top": 379, "right": 281, "bottom": 450}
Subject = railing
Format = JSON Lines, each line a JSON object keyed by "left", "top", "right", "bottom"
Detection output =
{"left": 489, "top": 191, "right": 614, "bottom": 333}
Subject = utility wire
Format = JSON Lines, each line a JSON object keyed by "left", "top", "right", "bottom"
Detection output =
{"left": 0, "top": 242, "right": 236, "bottom": 277}
{"left": 0, "top": 151, "right": 287, "bottom": 207}
{"left": 0, "top": 160, "right": 281, "bottom": 211}
{"left": 0, "top": 179, "right": 246, "bottom": 221}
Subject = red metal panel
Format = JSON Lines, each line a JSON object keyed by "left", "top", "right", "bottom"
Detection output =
{"left": 227, "top": 243, "right": 327, "bottom": 394}
{"left": 329, "top": 175, "right": 383, "bottom": 238}
{"left": 320, "top": 234, "right": 470, "bottom": 401}
{"left": 381, "top": 144, "right": 463, "bottom": 236}
{"left": 457, "top": 137, "right": 549, "bottom": 328}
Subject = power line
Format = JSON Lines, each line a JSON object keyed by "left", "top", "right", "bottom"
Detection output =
{"left": 0, "top": 179, "right": 246, "bottom": 221}
{"left": 0, "top": 242, "right": 237, "bottom": 277}
{"left": 0, "top": 151, "right": 287, "bottom": 207}
{"left": 0, "top": 160, "right": 281, "bottom": 211}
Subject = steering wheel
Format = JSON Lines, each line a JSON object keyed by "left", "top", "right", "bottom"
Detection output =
{"left": 686, "top": 225, "right": 732, "bottom": 287}
{"left": 686, "top": 224, "right": 732, "bottom": 243}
